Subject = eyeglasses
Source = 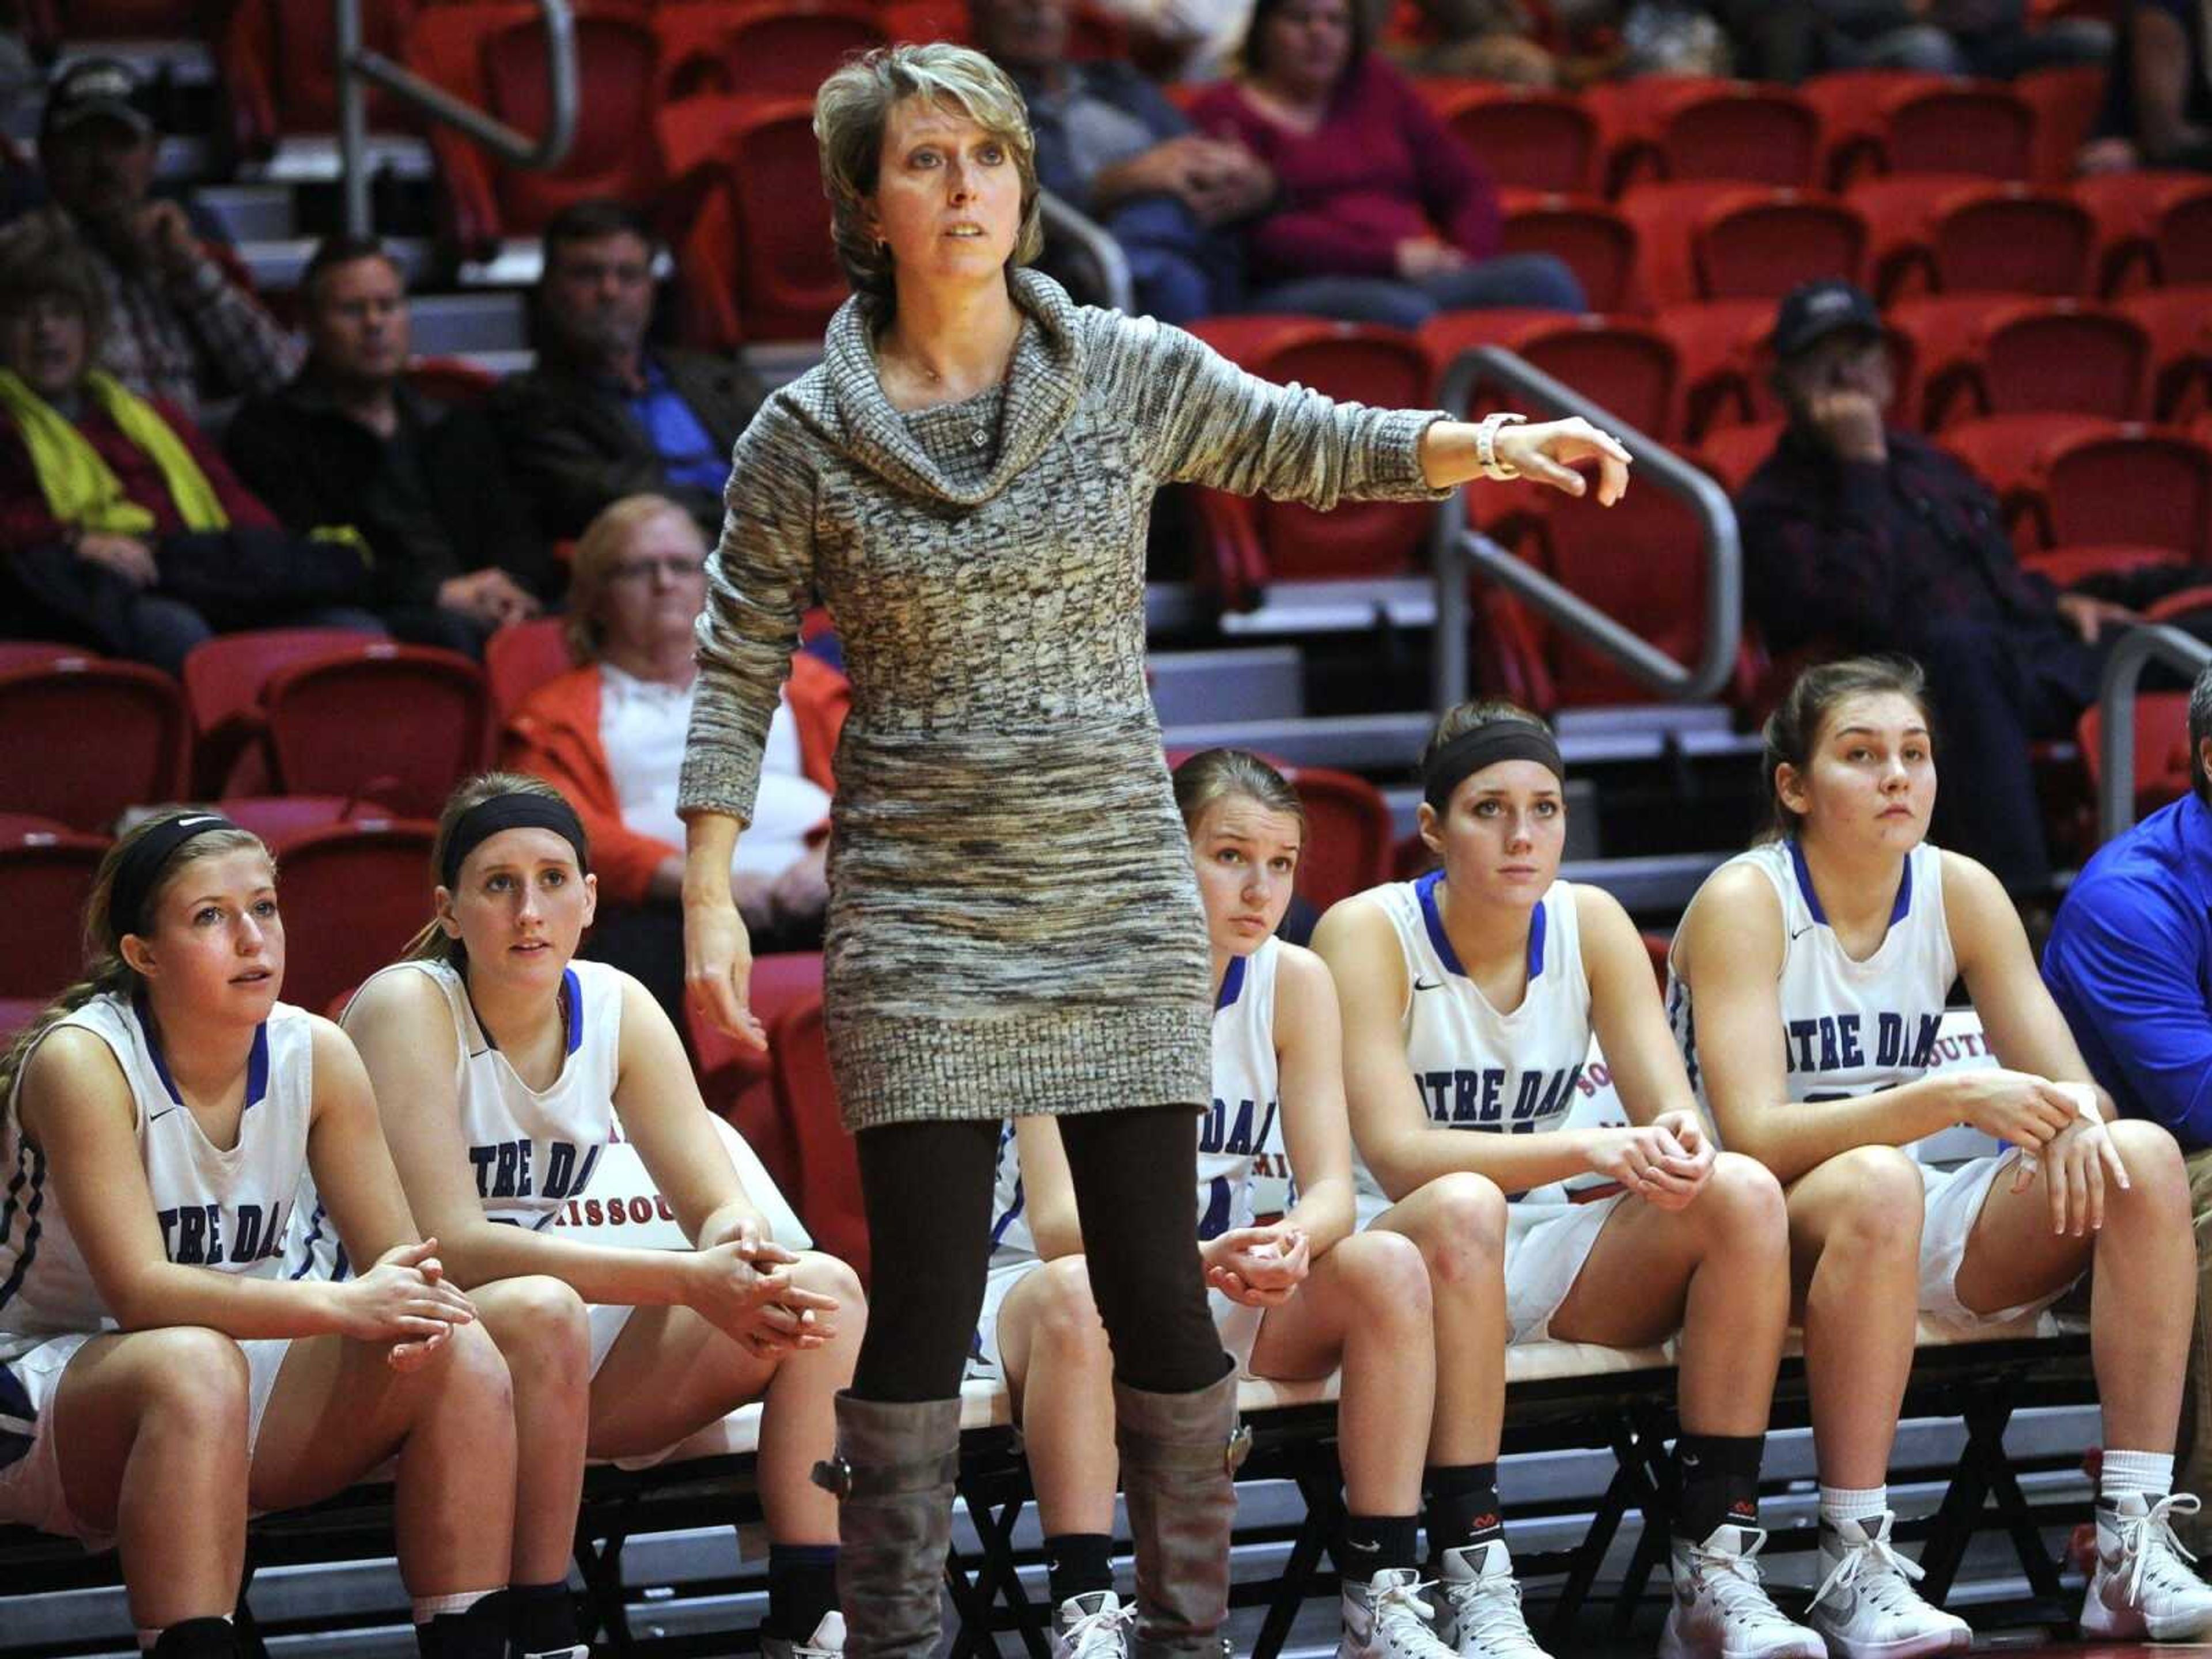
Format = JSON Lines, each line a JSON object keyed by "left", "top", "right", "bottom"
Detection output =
{"left": 605, "top": 555, "right": 707, "bottom": 584}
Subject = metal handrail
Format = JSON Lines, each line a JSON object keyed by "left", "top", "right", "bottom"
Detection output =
{"left": 1431, "top": 347, "right": 1742, "bottom": 712}
{"left": 1037, "top": 190, "right": 1135, "bottom": 315}
{"left": 2096, "top": 623, "right": 2211, "bottom": 840}
{"left": 335, "top": 0, "right": 578, "bottom": 236}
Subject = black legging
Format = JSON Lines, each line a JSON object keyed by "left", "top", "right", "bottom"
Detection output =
{"left": 851, "top": 1107, "right": 1229, "bottom": 1402}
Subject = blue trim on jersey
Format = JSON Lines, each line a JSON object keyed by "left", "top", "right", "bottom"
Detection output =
{"left": 134, "top": 994, "right": 272, "bottom": 1112}
{"left": 987, "top": 1122, "right": 1027, "bottom": 1248}
{"left": 289, "top": 1199, "right": 329, "bottom": 1279}
{"left": 1416, "top": 870, "right": 1466, "bottom": 976}
{"left": 1418, "top": 869, "right": 1546, "bottom": 980}
{"left": 1787, "top": 838, "right": 1912, "bottom": 931}
{"left": 1216, "top": 956, "right": 1248, "bottom": 1010}
{"left": 0, "top": 1141, "right": 47, "bottom": 1315}
{"left": 562, "top": 968, "right": 584, "bottom": 1056}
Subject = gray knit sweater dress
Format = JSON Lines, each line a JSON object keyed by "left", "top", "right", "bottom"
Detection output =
{"left": 677, "top": 270, "right": 1449, "bottom": 1131}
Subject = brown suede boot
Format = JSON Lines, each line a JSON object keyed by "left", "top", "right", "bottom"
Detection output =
{"left": 813, "top": 1391, "right": 963, "bottom": 1659}
{"left": 1113, "top": 1365, "right": 1250, "bottom": 1659}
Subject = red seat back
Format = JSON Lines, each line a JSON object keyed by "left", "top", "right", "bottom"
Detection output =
{"left": 2017, "top": 63, "right": 2109, "bottom": 185}
{"left": 2043, "top": 430, "right": 2212, "bottom": 562}
{"left": 685, "top": 950, "right": 825, "bottom": 1201}
{"left": 1931, "top": 187, "right": 2094, "bottom": 296}
{"left": 264, "top": 645, "right": 492, "bottom": 821}
{"left": 1285, "top": 768, "right": 1393, "bottom": 913}
{"left": 771, "top": 995, "right": 869, "bottom": 1286}
{"left": 656, "top": 0, "right": 888, "bottom": 101}
{"left": 2078, "top": 692, "right": 2195, "bottom": 821}
{"left": 0, "top": 830, "right": 108, "bottom": 999}
{"left": 181, "top": 627, "right": 369, "bottom": 797}
{"left": 1429, "top": 85, "right": 1598, "bottom": 195}
{"left": 485, "top": 618, "right": 575, "bottom": 723}
{"left": 1694, "top": 194, "right": 1867, "bottom": 301}
{"left": 1508, "top": 316, "right": 1679, "bottom": 441}
{"left": 675, "top": 97, "right": 850, "bottom": 346}
{"left": 2157, "top": 189, "right": 2212, "bottom": 287}
{"left": 1884, "top": 82, "right": 2035, "bottom": 179}
{"left": 1660, "top": 86, "right": 1822, "bottom": 187}
{"left": 1498, "top": 198, "right": 1637, "bottom": 315}
{"left": 268, "top": 819, "right": 440, "bottom": 1018}
{"left": 1540, "top": 487, "right": 1712, "bottom": 706}
{"left": 1981, "top": 302, "right": 2149, "bottom": 419}
{"left": 0, "top": 661, "right": 186, "bottom": 835}
{"left": 485, "top": 7, "right": 663, "bottom": 233}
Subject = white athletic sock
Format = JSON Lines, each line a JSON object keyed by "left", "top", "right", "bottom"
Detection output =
{"left": 412, "top": 1588, "right": 501, "bottom": 1625}
{"left": 2101, "top": 1449, "right": 2176, "bottom": 1503}
{"left": 1819, "top": 1484, "right": 1889, "bottom": 1530}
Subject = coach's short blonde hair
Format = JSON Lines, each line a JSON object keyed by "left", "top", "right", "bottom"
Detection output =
{"left": 813, "top": 43, "right": 1044, "bottom": 315}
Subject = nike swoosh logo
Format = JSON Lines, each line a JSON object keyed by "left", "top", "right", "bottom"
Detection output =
{"left": 1344, "top": 1539, "right": 1381, "bottom": 1554}
{"left": 1789, "top": 924, "right": 1816, "bottom": 941}
{"left": 1412, "top": 978, "right": 1444, "bottom": 992}
{"left": 148, "top": 1105, "right": 181, "bottom": 1124}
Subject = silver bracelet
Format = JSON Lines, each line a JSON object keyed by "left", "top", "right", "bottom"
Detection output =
{"left": 1475, "top": 411, "right": 1527, "bottom": 481}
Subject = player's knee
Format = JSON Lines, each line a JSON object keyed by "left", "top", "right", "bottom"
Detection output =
{"left": 793, "top": 1249, "right": 866, "bottom": 1319}
{"left": 1414, "top": 1171, "right": 1508, "bottom": 1286}
{"left": 1698, "top": 1152, "right": 1787, "bottom": 1240}
{"left": 472, "top": 1274, "right": 590, "bottom": 1382}
{"left": 1032, "top": 1256, "right": 1108, "bottom": 1361}
{"left": 136, "top": 1327, "right": 251, "bottom": 1445}
{"left": 2107, "top": 1118, "right": 2188, "bottom": 1211}
{"left": 423, "top": 1319, "right": 517, "bottom": 1424}
{"left": 1335, "top": 1229, "right": 1432, "bottom": 1325}
{"left": 1820, "top": 1145, "right": 1924, "bottom": 1259}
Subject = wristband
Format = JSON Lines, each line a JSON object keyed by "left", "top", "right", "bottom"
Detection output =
{"left": 1474, "top": 411, "right": 1526, "bottom": 481}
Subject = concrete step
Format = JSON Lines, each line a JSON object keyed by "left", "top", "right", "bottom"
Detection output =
{"left": 194, "top": 182, "right": 296, "bottom": 242}
{"left": 1149, "top": 645, "right": 1303, "bottom": 726}
{"left": 231, "top": 235, "right": 433, "bottom": 293}
{"left": 237, "top": 135, "right": 437, "bottom": 185}
{"left": 406, "top": 291, "right": 527, "bottom": 356}
{"left": 1217, "top": 577, "right": 1437, "bottom": 637}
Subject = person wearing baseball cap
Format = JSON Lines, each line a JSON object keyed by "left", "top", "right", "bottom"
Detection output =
{"left": 1733, "top": 278, "right": 2175, "bottom": 901}
{"left": 0, "top": 55, "right": 297, "bottom": 421}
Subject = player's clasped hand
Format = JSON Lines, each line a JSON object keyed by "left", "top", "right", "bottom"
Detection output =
{"left": 1592, "top": 1116, "right": 1710, "bottom": 1210}
{"left": 1953, "top": 1068, "right": 2086, "bottom": 1154}
{"left": 689, "top": 1226, "right": 842, "bottom": 1361}
{"left": 337, "top": 1238, "right": 479, "bottom": 1371}
{"left": 1203, "top": 1223, "right": 1309, "bottom": 1308}
{"left": 2007, "top": 1096, "right": 2133, "bottom": 1238}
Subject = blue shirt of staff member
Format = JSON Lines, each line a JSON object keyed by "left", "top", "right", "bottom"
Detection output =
{"left": 969, "top": 0, "right": 1274, "bottom": 323}
{"left": 2043, "top": 658, "right": 2212, "bottom": 1545}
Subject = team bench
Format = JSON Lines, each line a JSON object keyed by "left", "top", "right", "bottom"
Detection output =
{"left": 0, "top": 1308, "right": 2093, "bottom": 1659}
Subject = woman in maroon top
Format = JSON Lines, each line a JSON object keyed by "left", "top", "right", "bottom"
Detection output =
{"left": 1189, "top": 0, "right": 1584, "bottom": 326}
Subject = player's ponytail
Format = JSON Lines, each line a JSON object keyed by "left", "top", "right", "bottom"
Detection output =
{"left": 404, "top": 771, "right": 589, "bottom": 965}
{"left": 1759, "top": 655, "right": 1933, "bottom": 843}
{"left": 0, "top": 809, "right": 270, "bottom": 1113}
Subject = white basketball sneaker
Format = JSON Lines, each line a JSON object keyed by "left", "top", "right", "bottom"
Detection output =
{"left": 1433, "top": 1541, "right": 1552, "bottom": 1659}
{"left": 760, "top": 1611, "right": 845, "bottom": 1659}
{"left": 1660, "top": 1524, "right": 1827, "bottom": 1659}
{"left": 1805, "top": 1514, "right": 1971, "bottom": 1659}
{"left": 1051, "top": 1590, "right": 1137, "bottom": 1659}
{"left": 2081, "top": 1491, "right": 2212, "bottom": 1642}
{"left": 1340, "top": 1567, "right": 1459, "bottom": 1659}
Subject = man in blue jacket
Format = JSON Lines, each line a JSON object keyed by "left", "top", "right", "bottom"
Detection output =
{"left": 2045, "top": 660, "right": 2212, "bottom": 1544}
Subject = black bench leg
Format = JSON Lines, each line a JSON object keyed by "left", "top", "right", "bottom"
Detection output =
{"left": 1253, "top": 1446, "right": 1344, "bottom": 1659}
{"left": 957, "top": 1476, "right": 1050, "bottom": 1659}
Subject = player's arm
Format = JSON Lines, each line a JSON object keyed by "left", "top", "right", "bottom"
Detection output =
{"left": 1013, "top": 1116, "right": 1085, "bottom": 1262}
{"left": 1310, "top": 896, "right": 1594, "bottom": 1199}
{"left": 1945, "top": 851, "right": 2109, "bottom": 1110}
{"left": 345, "top": 970, "right": 700, "bottom": 1302}
{"left": 1271, "top": 944, "right": 1355, "bottom": 1257}
{"left": 19, "top": 1029, "right": 404, "bottom": 1340}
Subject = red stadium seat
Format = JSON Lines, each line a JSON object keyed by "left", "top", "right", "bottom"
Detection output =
{"left": 1882, "top": 80, "right": 2035, "bottom": 180}
{"left": 1579, "top": 74, "right": 1738, "bottom": 195}
{"left": 1938, "top": 411, "right": 2117, "bottom": 546}
{"left": 1422, "top": 83, "right": 1599, "bottom": 195}
{"left": 267, "top": 819, "right": 440, "bottom": 1019}
{"left": 771, "top": 994, "right": 869, "bottom": 1285}
{"left": 1694, "top": 419, "right": 1786, "bottom": 495}
{"left": 684, "top": 950, "right": 825, "bottom": 1202}
{"left": 263, "top": 643, "right": 492, "bottom": 821}
{"left": 1536, "top": 486, "right": 1720, "bottom": 707}
{"left": 1646, "top": 300, "right": 1775, "bottom": 440}
{"left": 670, "top": 96, "right": 848, "bottom": 347}
{"left": 1979, "top": 300, "right": 2149, "bottom": 420}
{"left": 2116, "top": 287, "right": 2212, "bottom": 421}
{"left": 0, "top": 828, "right": 108, "bottom": 1000}
{"left": 223, "top": 0, "right": 418, "bottom": 158}
{"left": 0, "top": 641, "right": 95, "bottom": 675}
{"left": 1284, "top": 767, "right": 1393, "bottom": 912}
{"left": 218, "top": 795, "right": 397, "bottom": 846}
{"left": 1800, "top": 68, "right": 1955, "bottom": 190}
{"left": 653, "top": 0, "right": 887, "bottom": 101}
{"left": 2078, "top": 693, "right": 2195, "bottom": 821}
{"left": 2071, "top": 172, "right": 2212, "bottom": 295}
{"left": 2041, "top": 426, "right": 2212, "bottom": 562}
{"left": 2156, "top": 186, "right": 2212, "bottom": 287}
{"left": 2017, "top": 62, "right": 2109, "bottom": 185}
{"left": 406, "top": 1, "right": 664, "bottom": 253}
{"left": 1657, "top": 85, "right": 1823, "bottom": 188}
{"left": 1498, "top": 196, "right": 1638, "bottom": 315}
{"left": 1493, "top": 315, "right": 1680, "bottom": 440}
{"left": 1185, "top": 319, "right": 1435, "bottom": 604}
{"left": 484, "top": 616, "right": 574, "bottom": 723}
{"left": 1930, "top": 184, "right": 2096, "bottom": 296}
{"left": 0, "top": 659, "right": 187, "bottom": 835}
{"left": 1693, "top": 192, "right": 1867, "bottom": 301}
{"left": 1887, "top": 293, "right": 2016, "bottom": 427}
{"left": 1616, "top": 180, "right": 1757, "bottom": 309}
{"left": 0, "top": 999, "right": 41, "bottom": 1044}
{"left": 182, "top": 628, "right": 369, "bottom": 798}
{"left": 876, "top": 0, "right": 968, "bottom": 44}
{"left": 405, "top": 356, "right": 500, "bottom": 409}
{"left": 1844, "top": 172, "right": 1989, "bottom": 300}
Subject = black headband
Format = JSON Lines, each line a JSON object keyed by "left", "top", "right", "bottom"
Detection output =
{"left": 110, "top": 812, "right": 243, "bottom": 941}
{"left": 1422, "top": 725, "right": 1566, "bottom": 811}
{"left": 441, "top": 793, "right": 591, "bottom": 891}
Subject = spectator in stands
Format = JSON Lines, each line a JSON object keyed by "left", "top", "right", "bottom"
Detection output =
{"left": 971, "top": 0, "right": 1274, "bottom": 322}
{"left": 2043, "top": 659, "right": 2212, "bottom": 1548}
{"left": 225, "top": 237, "right": 554, "bottom": 658}
{"left": 0, "top": 57, "right": 298, "bottom": 422}
{"left": 1396, "top": 0, "right": 1563, "bottom": 85}
{"left": 1673, "top": 654, "right": 2212, "bottom": 1647}
{"left": 490, "top": 201, "right": 765, "bottom": 547}
{"left": 1737, "top": 279, "right": 2149, "bottom": 898}
{"left": 0, "top": 220, "right": 377, "bottom": 673}
{"left": 1188, "top": 0, "right": 1585, "bottom": 327}
{"left": 2083, "top": 2, "right": 2212, "bottom": 173}
{"left": 1316, "top": 701, "right": 1818, "bottom": 1659}
{"left": 502, "top": 494, "right": 844, "bottom": 1028}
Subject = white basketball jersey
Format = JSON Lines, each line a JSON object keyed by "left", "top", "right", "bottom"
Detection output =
{"left": 987, "top": 937, "right": 1284, "bottom": 1268}
{"left": 289, "top": 957, "right": 625, "bottom": 1280}
{"left": 1356, "top": 873, "right": 1592, "bottom": 1205}
{"left": 0, "top": 993, "right": 317, "bottom": 1362}
{"left": 1668, "top": 840, "right": 1955, "bottom": 1111}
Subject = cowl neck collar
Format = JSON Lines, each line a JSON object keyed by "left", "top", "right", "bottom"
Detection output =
{"left": 816, "top": 267, "right": 1086, "bottom": 507}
